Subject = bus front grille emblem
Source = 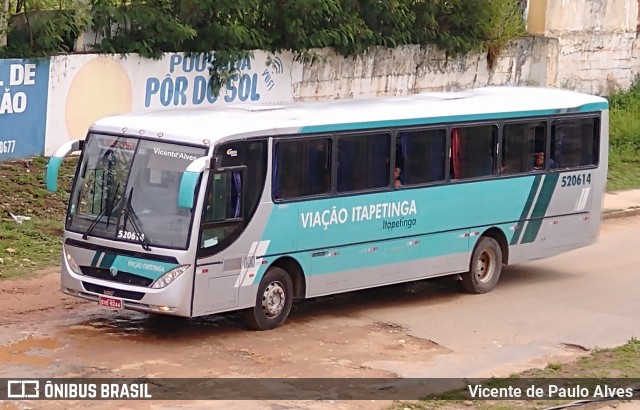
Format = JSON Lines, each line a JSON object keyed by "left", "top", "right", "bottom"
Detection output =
{"left": 109, "top": 267, "right": 118, "bottom": 277}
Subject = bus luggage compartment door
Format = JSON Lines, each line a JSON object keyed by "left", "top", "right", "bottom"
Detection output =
{"left": 193, "top": 262, "right": 239, "bottom": 314}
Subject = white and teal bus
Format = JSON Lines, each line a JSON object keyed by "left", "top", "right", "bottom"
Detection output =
{"left": 46, "top": 86, "right": 608, "bottom": 330}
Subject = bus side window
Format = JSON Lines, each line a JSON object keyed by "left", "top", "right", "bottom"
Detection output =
{"left": 204, "top": 171, "right": 242, "bottom": 222}
{"left": 274, "top": 138, "right": 331, "bottom": 200}
{"left": 397, "top": 128, "right": 446, "bottom": 185}
{"left": 201, "top": 170, "right": 243, "bottom": 249}
{"left": 451, "top": 125, "right": 497, "bottom": 179}
{"left": 337, "top": 132, "right": 390, "bottom": 193}
{"left": 551, "top": 118, "right": 599, "bottom": 169}
{"left": 501, "top": 121, "right": 546, "bottom": 174}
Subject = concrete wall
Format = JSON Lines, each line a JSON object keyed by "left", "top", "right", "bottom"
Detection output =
{"left": 293, "top": 42, "right": 536, "bottom": 101}
{"left": 527, "top": 0, "right": 640, "bottom": 94}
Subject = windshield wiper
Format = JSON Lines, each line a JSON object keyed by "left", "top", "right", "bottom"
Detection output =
{"left": 82, "top": 183, "right": 121, "bottom": 240}
{"left": 122, "top": 188, "right": 151, "bottom": 251}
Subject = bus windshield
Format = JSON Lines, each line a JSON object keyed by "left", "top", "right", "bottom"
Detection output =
{"left": 67, "top": 134, "right": 207, "bottom": 249}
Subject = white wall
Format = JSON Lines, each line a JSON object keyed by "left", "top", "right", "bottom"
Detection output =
{"left": 45, "top": 51, "right": 303, "bottom": 155}
{"left": 531, "top": 0, "right": 640, "bottom": 94}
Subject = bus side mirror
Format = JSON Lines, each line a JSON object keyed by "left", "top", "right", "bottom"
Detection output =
{"left": 46, "top": 140, "right": 83, "bottom": 192}
{"left": 178, "top": 156, "right": 211, "bottom": 209}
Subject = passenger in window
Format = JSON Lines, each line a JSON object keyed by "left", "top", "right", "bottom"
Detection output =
{"left": 533, "top": 152, "right": 545, "bottom": 170}
{"left": 394, "top": 167, "right": 403, "bottom": 188}
{"left": 534, "top": 152, "right": 557, "bottom": 170}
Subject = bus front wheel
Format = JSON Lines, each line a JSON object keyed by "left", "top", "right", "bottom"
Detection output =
{"left": 242, "top": 267, "right": 293, "bottom": 330}
{"left": 461, "top": 237, "right": 503, "bottom": 294}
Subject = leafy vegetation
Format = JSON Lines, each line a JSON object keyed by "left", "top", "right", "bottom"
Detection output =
{"left": 0, "top": 0, "right": 90, "bottom": 56}
{"left": 0, "top": 157, "right": 76, "bottom": 279}
{"left": 1, "top": 0, "right": 526, "bottom": 90}
{"left": 607, "top": 77, "right": 640, "bottom": 191}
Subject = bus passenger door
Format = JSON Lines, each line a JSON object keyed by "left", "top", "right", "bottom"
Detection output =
{"left": 192, "top": 169, "right": 246, "bottom": 315}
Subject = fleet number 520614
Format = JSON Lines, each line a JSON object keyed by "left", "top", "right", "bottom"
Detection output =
{"left": 561, "top": 173, "right": 592, "bottom": 187}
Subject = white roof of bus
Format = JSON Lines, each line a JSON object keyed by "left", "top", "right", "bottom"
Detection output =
{"left": 91, "top": 86, "right": 607, "bottom": 146}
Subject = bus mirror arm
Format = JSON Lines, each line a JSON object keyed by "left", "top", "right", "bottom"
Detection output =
{"left": 46, "top": 139, "right": 83, "bottom": 192}
{"left": 178, "top": 156, "right": 211, "bottom": 209}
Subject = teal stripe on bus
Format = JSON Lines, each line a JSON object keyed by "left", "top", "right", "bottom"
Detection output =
{"left": 300, "top": 104, "right": 609, "bottom": 134}
{"left": 521, "top": 173, "right": 560, "bottom": 244}
{"left": 90, "top": 252, "right": 102, "bottom": 267}
{"left": 509, "top": 174, "right": 542, "bottom": 245}
{"left": 258, "top": 176, "right": 539, "bottom": 279}
{"left": 99, "top": 252, "right": 117, "bottom": 269}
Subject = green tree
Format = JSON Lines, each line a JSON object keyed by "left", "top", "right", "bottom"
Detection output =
{"left": 0, "top": 0, "right": 526, "bottom": 87}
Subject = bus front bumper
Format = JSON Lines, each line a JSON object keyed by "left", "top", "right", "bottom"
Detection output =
{"left": 61, "top": 267, "right": 194, "bottom": 317}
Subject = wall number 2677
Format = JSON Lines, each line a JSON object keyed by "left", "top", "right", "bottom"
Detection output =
{"left": 561, "top": 173, "right": 591, "bottom": 187}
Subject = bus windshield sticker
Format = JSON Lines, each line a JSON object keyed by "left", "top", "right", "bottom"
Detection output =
{"left": 152, "top": 147, "right": 199, "bottom": 161}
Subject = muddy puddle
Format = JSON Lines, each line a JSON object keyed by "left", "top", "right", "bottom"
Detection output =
{"left": 0, "top": 336, "right": 61, "bottom": 367}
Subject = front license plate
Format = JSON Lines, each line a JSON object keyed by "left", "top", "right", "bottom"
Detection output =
{"left": 99, "top": 295, "right": 123, "bottom": 309}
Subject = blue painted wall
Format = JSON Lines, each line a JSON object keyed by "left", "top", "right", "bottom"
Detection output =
{"left": 0, "top": 58, "right": 50, "bottom": 159}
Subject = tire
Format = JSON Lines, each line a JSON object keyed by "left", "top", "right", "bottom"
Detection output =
{"left": 461, "top": 236, "right": 503, "bottom": 294}
{"left": 242, "top": 267, "right": 293, "bottom": 330}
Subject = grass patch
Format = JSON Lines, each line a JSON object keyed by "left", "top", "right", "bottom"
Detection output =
{"left": 608, "top": 78, "right": 640, "bottom": 191}
{"left": 391, "top": 338, "right": 640, "bottom": 409}
{"left": 607, "top": 152, "right": 640, "bottom": 192}
{"left": 0, "top": 156, "right": 77, "bottom": 279}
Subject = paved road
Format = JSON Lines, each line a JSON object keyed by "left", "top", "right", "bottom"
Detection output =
{"left": 1, "top": 215, "right": 639, "bottom": 410}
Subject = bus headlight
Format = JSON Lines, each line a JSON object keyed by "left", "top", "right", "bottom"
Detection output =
{"left": 63, "top": 245, "right": 82, "bottom": 275}
{"left": 151, "top": 265, "right": 190, "bottom": 289}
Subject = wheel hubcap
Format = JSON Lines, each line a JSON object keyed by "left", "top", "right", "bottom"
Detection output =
{"left": 475, "top": 249, "right": 496, "bottom": 283}
{"left": 262, "top": 281, "right": 286, "bottom": 318}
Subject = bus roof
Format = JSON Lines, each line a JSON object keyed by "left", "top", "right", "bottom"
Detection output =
{"left": 91, "top": 86, "right": 608, "bottom": 146}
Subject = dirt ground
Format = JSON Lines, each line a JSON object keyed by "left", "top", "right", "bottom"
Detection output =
{"left": 0, "top": 267, "right": 448, "bottom": 410}
{"left": 1, "top": 217, "right": 639, "bottom": 410}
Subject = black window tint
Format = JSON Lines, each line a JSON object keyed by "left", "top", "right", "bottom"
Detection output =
{"left": 397, "top": 129, "right": 446, "bottom": 185}
{"left": 274, "top": 138, "right": 331, "bottom": 200}
{"left": 551, "top": 118, "right": 599, "bottom": 168}
{"left": 337, "top": 132, "right": 391, "bottom": 193}
{"left": 451, "top": 125, "right": 497, "bottom": 179}
{"left": 502, "top": 122, "right": 546, "bottom": 175}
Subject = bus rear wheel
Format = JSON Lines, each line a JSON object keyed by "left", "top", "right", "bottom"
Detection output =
{"left": 242, "top": 267, "right": 293, "bottom": 330}
{"left": 461, "top": 236, "right": 503, "bottom": 294}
